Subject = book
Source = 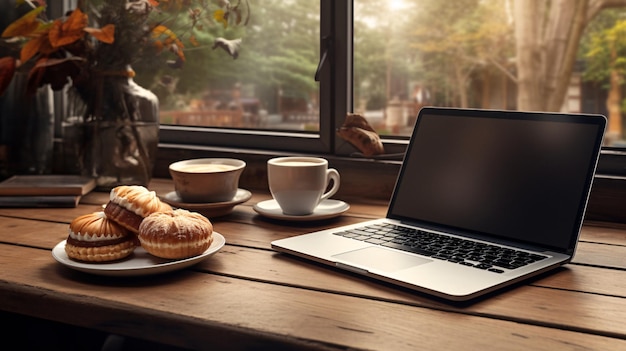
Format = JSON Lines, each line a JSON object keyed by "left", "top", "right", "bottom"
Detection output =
{"left": 0, "top": 195, "right": 81, "bottom": 208}
{"left": 0, "top": 175, "right": 96, "bottom": 196}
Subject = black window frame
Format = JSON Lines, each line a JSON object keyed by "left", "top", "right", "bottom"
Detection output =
{"left": 158, "top": 0, "right": 407, "bottom": 156}
{"left": 159, "top": 0, "right": 347, "bottom": 155}
{"left": 46, "top": 0, "right": 408, "bottom": 156}
{"left": 43, "top": 1, "right": 626, "bottom": 179}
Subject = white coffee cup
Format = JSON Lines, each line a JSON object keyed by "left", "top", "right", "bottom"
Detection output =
{"left": 267, "top": 156, "right": 340, "bottom": 215}
{"left": 169, "top": 158, "right": 246, "bottom": 203}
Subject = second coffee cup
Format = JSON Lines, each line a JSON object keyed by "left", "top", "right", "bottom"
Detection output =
{"left": 267, "top": 156, "right": 340, "bottom": 215}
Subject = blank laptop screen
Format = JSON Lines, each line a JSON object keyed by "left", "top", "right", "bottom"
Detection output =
{"left": 388, "top": 109, "right": 605, "bottom": 253}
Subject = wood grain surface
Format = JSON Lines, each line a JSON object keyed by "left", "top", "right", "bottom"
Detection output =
{"left": 0, "top": 178, "right": 624, "bottom": 350}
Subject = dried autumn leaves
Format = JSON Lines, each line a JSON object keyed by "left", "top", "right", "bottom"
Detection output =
{"left": 0, "top": 7, "right": 114, "bottom": 95}
{"left": 0, "top": 0, "right": 250, "bottom": 97}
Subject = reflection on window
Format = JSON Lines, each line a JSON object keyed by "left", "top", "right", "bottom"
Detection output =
{"left": 134, "top": 0, "right": 321, "bottom": 133}
{"left": 354, "top": 0, "right": 626, "bottom": 146}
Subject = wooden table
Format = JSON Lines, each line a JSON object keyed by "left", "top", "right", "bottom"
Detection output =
{"left": 1, "top": 178, "right": 625, "bottom": 350}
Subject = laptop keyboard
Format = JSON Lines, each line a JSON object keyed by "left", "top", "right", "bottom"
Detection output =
{"left": 333, "top": 223, "right": 548, "bottom": 273}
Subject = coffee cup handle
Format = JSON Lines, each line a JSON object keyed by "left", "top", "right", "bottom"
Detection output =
{"left": 320, "top": 168, "right": 340, "bottom": 202}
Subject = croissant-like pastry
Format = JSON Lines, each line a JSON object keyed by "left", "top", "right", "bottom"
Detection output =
{"left": 337, "top": 113, "right": 385, "bottom": 157}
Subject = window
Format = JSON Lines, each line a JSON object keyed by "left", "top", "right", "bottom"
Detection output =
{"left": 156, "top": 0, "right": 409, "bottom": 156}
{"left": 156, "top": 0, "right": 626, "bottom": 169}
{"left": 5, "top": 0, "right": 626, "bottom": 176}
{"left": 27, "top": 0, "right": 343, "bottom": 154}
{"left": 154, "top": 0, "right": 343, "bottom": 155}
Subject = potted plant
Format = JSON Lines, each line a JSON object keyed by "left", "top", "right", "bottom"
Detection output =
{"left": 0, "top": 0, "right": 250, "bottom": 189}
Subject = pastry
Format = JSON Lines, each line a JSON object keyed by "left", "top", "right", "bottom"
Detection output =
{"left": 138, "top": 209, "right": 214, "bottom": 259}
{"left": 65, "top": 211, "right": 136, "bottom": 262}
{"left": 337, "top": 113, "right": 385, "bottom": 157}
{"left": 104, "top": 185, "right": 172, "bottom": 233}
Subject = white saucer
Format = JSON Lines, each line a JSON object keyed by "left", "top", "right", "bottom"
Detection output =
{"left": 159, "top": 189, "right": 251, "bottom": 218}
{"left": 52, "top": 233, "right": 225, "bottom": 277}
{"left": 253, "top": 199, "right": 350, "bottom": 221}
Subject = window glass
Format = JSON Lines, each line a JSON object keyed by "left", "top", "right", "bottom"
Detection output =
{"left": 354, "top": 0, "right": 626, "bottom": 147}
{"left": 133, "top": 0, "right": 322, "bottom": 134}
{"left": 4, "top": 0, "right": 626, "bottom": 154}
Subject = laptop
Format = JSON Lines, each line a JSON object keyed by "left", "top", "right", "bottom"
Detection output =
{"left": 271, "top": 107, "right": 607, "bottom": 301}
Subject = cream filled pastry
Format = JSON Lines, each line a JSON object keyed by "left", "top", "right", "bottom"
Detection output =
{"left": 138, "top": 209, "right": 214, "bottom": 259}
{"left": 104, "top": 185, "right": 172, "bottom": 233}
{"left": 65, "top": 211, "right": 136, "bottom": 262}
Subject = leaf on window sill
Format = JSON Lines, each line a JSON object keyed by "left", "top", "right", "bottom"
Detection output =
{"left": 350, "top": 152, "right": 405, "bottom": 161}
{"left": 338, "top": 113, "right": 385, "bottom": 157}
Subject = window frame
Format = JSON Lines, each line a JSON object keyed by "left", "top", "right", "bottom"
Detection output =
{"left": 48, "top": 0, "right": 406, "bottom": 156}
{"left": 160, "top": 0, "right": 350, "bottom": 155}
{"left": 157, "top": 1, "right": 414, "bottom": 156}
{"left": 45, "top": 1, "right": 626, "bottom": 179}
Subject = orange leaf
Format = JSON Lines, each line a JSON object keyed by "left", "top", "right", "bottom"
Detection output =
{"left": 47, "top": 20, "right": 63, "bottom": 47}
{"left": 148, "top": 0, "right": 160, "bottom": 6}
{"left": 62, "top": 8, "right": 88, "bottom": 32}
{"left": 0, "top": 57, "right": 17, "bottom": 96}
{"left": 20, "top": 34, "right": 47, "bottom": 62}
{"left": 190, "top": 35, "right": 199, "bottom": 47}
{"left": 152, "top": 25, "right": 177, "bottom": 40}
{"left": 153, "top": 40, "right": 164, "bottom": 53}
{"left": 36, "top": 32, "right": 56, "bottom": 55}
{"left": 174, "top": 46, "right": 186, "bottom": 62}
{"left": 175, "top": 38, "right": 184, "bottom": 50}
{"left": 84, "top": 24, "right": 115, "bottom": 44}
{"left": 1, "top": 6, "right": 45, "bottom": 38}
{"left": 49, "top": 8, "right": 88, "bottom": 48}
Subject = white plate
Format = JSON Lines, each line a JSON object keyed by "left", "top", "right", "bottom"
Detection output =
{"left": 52, "top": 232, "right": 225, "bottom": 277}
{"left": 253, "top": 199, "right": 350, "bottom": 221}
{"left": 160, "top": 189, "right": 251, "bottom": 218}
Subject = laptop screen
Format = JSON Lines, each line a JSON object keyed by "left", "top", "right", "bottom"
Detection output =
{"left": 388, "top": 108, "right": 606, "bottom": 253}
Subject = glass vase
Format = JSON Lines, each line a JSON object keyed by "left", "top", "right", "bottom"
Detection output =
{"left": 0, "top": 73, "right": 54, "bottom": 179}
{"left": 64, "top": 71, "right": 159, "bottom": 191}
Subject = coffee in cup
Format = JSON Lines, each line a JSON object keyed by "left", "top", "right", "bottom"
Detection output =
{"left": 169, "top": 158, "right": 246, "bottom": 203}
{"left": 267, "top": 156, "right": 340, "bottom": 215}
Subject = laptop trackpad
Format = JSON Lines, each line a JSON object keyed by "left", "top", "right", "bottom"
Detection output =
{"left": 332, "top": 247, "right": 432, "bottom": 272}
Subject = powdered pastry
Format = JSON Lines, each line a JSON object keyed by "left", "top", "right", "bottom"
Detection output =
{"left": 138, "top": 209, "right": 214, "bottom": 259}
{"left": 65, "top": 211, "right": 136, "bottom": 262}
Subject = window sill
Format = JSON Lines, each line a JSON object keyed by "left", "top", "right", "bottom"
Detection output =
{"left": 156, "top": 144, "right": 626, "bottom": 224}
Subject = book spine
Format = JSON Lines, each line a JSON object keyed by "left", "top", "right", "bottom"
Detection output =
{"left": 0, "top": 196, "right": 80, "bottom": 208}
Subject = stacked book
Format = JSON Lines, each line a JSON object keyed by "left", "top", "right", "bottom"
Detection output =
{"left": 0, "top": 175, "right": 96, "bottom": 208}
